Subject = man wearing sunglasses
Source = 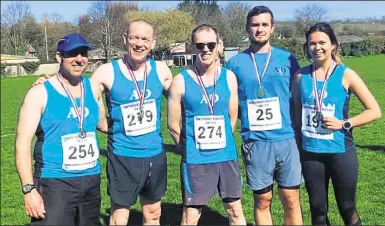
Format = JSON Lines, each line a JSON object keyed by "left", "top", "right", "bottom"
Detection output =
{"left": 168, "top": 24, "right": 246, "bottom": 225}
{"left": 15, "top": 33, "right": 107, "bottom": 225}
{"left": 226, "top": 6, "right": 303, "bottom": 225}
{"left": 31, "top": 20, "right": 173, "bottom": 225}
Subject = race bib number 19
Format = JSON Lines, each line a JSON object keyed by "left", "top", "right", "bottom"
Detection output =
{"left": 247, "top": 97, "right": 282, "bottom": 131}
{"left": 121, "top": 99, "right": 157, "bottom": 136}
{"left": 301, "top": 104, "right": 335, "bottom": 140}
{"left": 194, "top": 115, "right": 226, "bottom": 150}
{"left": 62, "top": 132, "right": 99, "bottom": 171}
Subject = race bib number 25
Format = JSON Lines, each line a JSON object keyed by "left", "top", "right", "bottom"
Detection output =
{"left": 247, "top": 97, "right": 282, "bottom": 131}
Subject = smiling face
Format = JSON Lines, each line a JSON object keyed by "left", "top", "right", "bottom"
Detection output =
{"left": 124, "top": 21, "right": 156, "bottom": 64}
{"left": 308, "top": 31, "right": 335, "bottom": 62}
{"left": 247, "top": 13, "right": 275, "bottom": 46}
{"left": 57, "top": 46, "right": 89, "bottom": 77}
{"left": 193, "top": 29, "right": 218, "bottom": 68}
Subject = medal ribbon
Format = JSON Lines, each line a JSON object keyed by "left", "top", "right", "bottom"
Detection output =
{"left": 57, "top": 72, "right": 84, "bottom": 133}
{"left": 125, "top": 55, "right": 148, "bottom": 111}
{"left": 195, "top": 66, "right": 218, "bottom": 115}
{"left": 249, "top": 47, "right": 272, "bottom": 90}
{"left": 312, "top": 61, "right": 335, "bottom": 112}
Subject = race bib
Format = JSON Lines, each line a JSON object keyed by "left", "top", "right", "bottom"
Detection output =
{"left": 120, "top": 99, "right": 157, "bottom": 136}
{"left": 194, "top": 115, "right": 226, "bottom": 150}
{"left": 247, "top": 97, "right": 282, "bottom": 131}
{"left": 62, "top": 132, "right": 99, "bottom": 171}
{"left": 301, "top": 104, "right": 335, "bottom": 140}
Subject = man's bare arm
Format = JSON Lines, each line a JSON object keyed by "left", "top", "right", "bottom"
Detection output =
{"left": 156, "top": 61, "right": 173, "bottom": 98}
{"left": 167, "top": 74, "right": 184, "bottom": 146}
{"left": 227, "top": 70, "right": 239, "bottom": 132}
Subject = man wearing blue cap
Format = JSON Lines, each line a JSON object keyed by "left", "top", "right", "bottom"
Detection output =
{"left": 15, "top": 33, "right": 107, "bottom": 225}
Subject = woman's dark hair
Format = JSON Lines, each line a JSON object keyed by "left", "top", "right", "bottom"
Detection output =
{"left": 303, "top": 22, "right": 342, "bottom": 64}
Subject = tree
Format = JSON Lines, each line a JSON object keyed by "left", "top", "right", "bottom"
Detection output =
{"left": 1, "top": 2, "right": 41, "bottom": 55}
{"left": 294, "top": 3, "right": 328, "bottom": 37}
{"left": 127, "top": 9, "right": 194, "bottom": 60}
{"left": 221, "top": 2, "right": 249, "bottom": 47}
{"left": 177, "top": 0, "right": 223, "bottom": 29}
{"left": 87, "top": 1, "right": 139, "bottom": 62}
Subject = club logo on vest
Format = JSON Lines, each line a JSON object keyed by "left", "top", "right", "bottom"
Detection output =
{"left": 67, "top": 107, "right": 90, "bottom": 118}
{"left": 200, "top": 94, "right": 219, "bottom": 104}
{"left": 273, "top": 66, "right": 288, "bottom": 76}
{"left": 309, "top": 90, "right": 328, "bottom": 99}
{"left": 129, "top": 89, "right": 152, "bottom": 101}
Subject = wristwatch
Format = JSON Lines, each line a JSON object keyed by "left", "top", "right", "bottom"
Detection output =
{"left": 342, "top": 120, "right": 352, "bottom": 131}
{"left": 22, "top": 184, "right": 35, "bottom": 195}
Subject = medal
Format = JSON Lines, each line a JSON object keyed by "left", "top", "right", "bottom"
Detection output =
{"left": 57, "top": 72, "right": 86, "bottom": 139}
{"left": 195, "top": 66, "right": 218, "bottom": 115}
{"left": 125, "top": 55, "right": 148, "bottom": 120}
{"left": 312, "top": 60, "right": 335, "bottom": 121}
{"left": 79, "top": 129, "right": 87, "bottom": 138}
{"left": 249, "top": 47, "right": 272, "bottom": 99}
{"left": 257, "top": 88, "right": 264, "bottom": 98}
{"left": 315, "top": 111, "right": 324, "bottom": 122}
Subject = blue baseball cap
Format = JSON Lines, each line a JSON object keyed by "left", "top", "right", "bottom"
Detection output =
{"left": 57, "top": 33, "right": 93, "bottom": 52}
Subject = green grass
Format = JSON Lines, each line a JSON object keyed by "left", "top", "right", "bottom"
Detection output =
{"left": 1, "top": 55, "right": 384, "bottom": 225}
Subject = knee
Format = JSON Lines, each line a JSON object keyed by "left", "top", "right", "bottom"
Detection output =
{"left": 282, "top": 195, "right": 301, "bottom": 212}
{"left": 225, "top": 202, "right": 244, "bottom": 219}
{"left": 182, "top": 208, "right": 201, "bottom": 225}
{"left": 254, "top": 193, "right": 272, "bottom": 210}
{"left": 143, "top": 206, "right": 161, "bottom": 223}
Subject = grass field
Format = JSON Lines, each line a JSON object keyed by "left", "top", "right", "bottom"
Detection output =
{"left": 1, "top": 55, "right": 384, "bottom": 225}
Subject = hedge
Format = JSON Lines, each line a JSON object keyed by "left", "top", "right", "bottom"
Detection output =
{"left": 21, "top": 61, "right": 40, "bottom": 75}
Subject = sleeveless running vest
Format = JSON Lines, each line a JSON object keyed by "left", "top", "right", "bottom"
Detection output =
{"left": 180, "top": 66, "right": 237, "bottom": 164}
{"left": 107, "top": 59, "right": 163, "bottom": 157}
{"left": 226, "top": 47, "right": 300, "bottom": 142}
{"left": 299, "top": 64, "right": 355, "bottom": 153}
{"left": 34, "top": 76, "right": 100, "bottom": 178}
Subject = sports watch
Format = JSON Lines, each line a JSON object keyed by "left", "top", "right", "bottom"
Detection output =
{"left": 342, "top": 120, "right": 352, "bottom": 131}
{"left": 22, "top": 184, "right": 35, "bottom": 195}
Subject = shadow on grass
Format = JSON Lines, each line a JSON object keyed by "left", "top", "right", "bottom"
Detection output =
{"left": 101, "top": 203, "right": 231, "bottom": 225}
{"left": 356, "top": 145, "right": 385, "bottom": 152}
{"left": 100, "top": 148, "right": 107, "bottom": 157}
{"left": 163, "top": 143, "right": 181, "bottom": 155}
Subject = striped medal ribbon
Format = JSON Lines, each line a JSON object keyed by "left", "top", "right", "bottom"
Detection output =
{"left": 249, "top": 47, "right": 272, "bottom": 98}
{"left": 194, "top": 66, "right": 218, "bottom": 115}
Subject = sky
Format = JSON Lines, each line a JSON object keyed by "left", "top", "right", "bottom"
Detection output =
{"left": 1, "top": 1, "right": 384, "bottom": 22}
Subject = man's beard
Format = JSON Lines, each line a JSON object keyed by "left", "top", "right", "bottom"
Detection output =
{"left": 250, "top": 38, "right": 269, "bottom": 46}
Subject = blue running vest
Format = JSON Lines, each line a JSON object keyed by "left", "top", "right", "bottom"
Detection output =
{"left": 34, "top": 77, "right": 100, "bottom": 178}
{"left": 226, "top": 47, "right": 300, "bottom": 142}
{"left": 107, "top": 59, "right": 163, "bottom": 157}
{"left": 180, "top": 67, "right": 237, "bottom": 164}
{"left": 299, "top": 64, "right": 354, "bottom": 153}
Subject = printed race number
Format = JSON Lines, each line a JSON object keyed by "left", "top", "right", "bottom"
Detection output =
{"left": 121, "top": 99, "right": 157, "bottom": 136}
{"left": 247, "top": 97, "right": 282, "bottom": 131}
{"left": 194, "top": 115, "right": 226, "bottom": 150}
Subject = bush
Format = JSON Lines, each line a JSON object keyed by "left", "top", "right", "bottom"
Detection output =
{"left": 21, "top": 61, "right": 40, "bottom": 75}
{"left": 0, "top": 63, "right": 6, "bottom": 76}
{"left": 272, "top": 37, "right": 305, "bottom": 60}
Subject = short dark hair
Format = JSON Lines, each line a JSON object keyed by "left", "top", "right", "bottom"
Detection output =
{"left": 246, "top": 5, "right": 274, "bottom": 30}
{"left": 303, "top": 22, "right": 342, "bottom": 64}
{"left": 191, "top": 24, "right": 219, "bottom": 44}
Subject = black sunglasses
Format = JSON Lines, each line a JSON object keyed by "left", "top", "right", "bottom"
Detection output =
{"left": 195, "top": 42, "right": 217, "bottom": 51}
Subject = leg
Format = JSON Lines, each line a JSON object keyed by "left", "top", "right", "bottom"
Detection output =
{"left": 31, "top": 177, "right": 80, "bottom": 225}
{"left": 218, "top": 160, "right": 246, "bottom": 225}
{"left": 106, "top": 151, "right": 148, "bottom": 225}
{"left": 274, "top": 139, "right": 303, "bottom": 225}
{"left": 140, "top": 197, "right": 161, "bottom": 225}
{"left": 242, "top": 141, "right": 275, "bottom": 225}
{"left": 109, "top": 204, "right": 130, "bottom": 226}
{"left": 139, "top": 151, "right": 167, "bottom": 225}
{"left": 223, "top": 198, "right": 246, "bottom": 225}
{"left": 181, "top": 206, "right": 203, "bottom": 225}
{"left": 77, "top": 175, "right": 101, "bottom": 226}
{"left": 278, "top": 188, "right": 302, "bottom": 225}
{"left": 301, "top": 151, "right": 330, "bottom": 225}
{"left": 253, "top": 187, "right": 273, "bottom": 225}
{"left": 329, "top": 148, "right": 361, "bottom": 225}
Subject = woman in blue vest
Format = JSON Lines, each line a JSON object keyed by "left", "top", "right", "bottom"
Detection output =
{"left": 291, "top": 22, "right": 381, "bottom": 225}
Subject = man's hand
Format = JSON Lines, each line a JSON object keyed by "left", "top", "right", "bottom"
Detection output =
{"left": 24, "top": 189, "right": 46, "bottom": 219}
{"left": 31, "top": 74, "right": 51, "bottom": 87}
